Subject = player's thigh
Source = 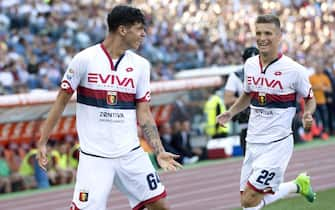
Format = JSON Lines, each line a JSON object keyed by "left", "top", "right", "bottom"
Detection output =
{"left": 115, "top": 148, "right": 166, "bottom": 209}
{"left": 72, "top": 153, "right": 115, "bottom": 210}
{"left": 240, "top": 143, "right": 254, "bottom": 192}
{"left": 248, "top": 137, "right": 294, "bottom": 193}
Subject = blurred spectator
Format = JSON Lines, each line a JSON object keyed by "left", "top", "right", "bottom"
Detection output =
{"left": 0, "top": 61, "right": 15, "bottom": 94}
{"left": 170, "top": 95, "right": 191, "bottom": 123}
{"left": 0, "top": 146, "right": 11, "bottom": 193}
{"left": 18, "top": 146, "right": 38, "bottom": 189}
{"left": 68, "top": 141, "right": 79, "bottom": 180}
{"left": 53, "top": 140, "right": 74, "bottom": 184}
{"left": 45, "top": 140, "right": 61, "bottom": 185}
{"left": 171, "top": 120, "right": 201, "bottom": 164}
{"left": 309, "top": 64, "right": 332, "bottom": 140}
{"left": 4, "top": 143, "right": 25, "bottom": 191}
{"left": 158, "top": 122, "right": 182, "bottom": 163}
{"left": 19, "top": 142, "right": 50, "bottom": 189}
{"left": 204, "top": 87, "right": 229, "bottom": 139}
{"left": 324, "top": 67, "right": 335, "bottom": 135}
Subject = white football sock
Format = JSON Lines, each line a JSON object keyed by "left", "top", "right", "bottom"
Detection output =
{"left": 263, "top": 182, "right": 298, "bottom": 205}
{"left": 243, "top": 182, "right": 297, "bottom": 210}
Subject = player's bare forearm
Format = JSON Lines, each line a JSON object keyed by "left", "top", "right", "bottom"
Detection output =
{"left": 39, "top": 90, "right": 72, "bottom": 145}
{"left": 137, "top": 102, "right": 165, "bottom": 155}
{"left": 140, "top": 121, "right": 165, "bottom": 155}
{"left": 228, "top": 92, "right": 251, "bottom": 117}
{"left": 304, "top": 96, "right": 316, "bottom": 115}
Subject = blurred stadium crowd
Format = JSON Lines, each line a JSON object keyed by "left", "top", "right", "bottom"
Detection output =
{"left": 1, "top": 0, "right": 335, "bottom": 193}
{"left": 1, "top": 0, "right": 334, "bottom": 93}
{"left": 0, "top": 137, "right": 79, "bottom": 193}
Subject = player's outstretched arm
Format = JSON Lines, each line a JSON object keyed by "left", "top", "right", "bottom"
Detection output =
{"left": 217, "top": 92, "right": 251, "bottom": 126}
{"left": 136, "top": 102, "right": 183, "bottom": 171}
{"left": 37, "top": 90, "right": 73, "bottom": 170}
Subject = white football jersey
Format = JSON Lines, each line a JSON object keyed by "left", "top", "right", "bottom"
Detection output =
{"left": 61, "top": 43, "right": 151, "bottom": 157}
{"left": 243, "top": 54, "right": 313, "bottom": 143}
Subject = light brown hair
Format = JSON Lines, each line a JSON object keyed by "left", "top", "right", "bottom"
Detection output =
{"left": 256, "top": 14, "right": 281, "bottom": 29}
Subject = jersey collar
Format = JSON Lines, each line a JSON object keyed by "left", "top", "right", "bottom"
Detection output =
{"left": 100, "top": 43, "right": 125, "bottom": 71}
{"left": 258, "top": 53, "right": 283, "bottom": 74}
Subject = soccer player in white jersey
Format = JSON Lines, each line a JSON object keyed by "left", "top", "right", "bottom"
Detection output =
{"left": 217, "top": 14, "right": 317, "bottom": 210}
{"left": 37, "top": 5, "right": 182, "bottom": 210}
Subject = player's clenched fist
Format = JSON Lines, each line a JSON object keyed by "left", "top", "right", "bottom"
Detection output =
{"left": 302, "top": 112, "right": 313, "bottom": 131}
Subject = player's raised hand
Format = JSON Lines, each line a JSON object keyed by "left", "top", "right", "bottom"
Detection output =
{"left": 302, "top": 112, "right": 313, "bottom": 131}
{"left": 36, "top": 142, "right": 48, "bottom": 171}
{"left": 156, "top": 152, "right": 183, "bottom": 171}
{"left": 216, "top": 111, "right": 232, "bottom": 127}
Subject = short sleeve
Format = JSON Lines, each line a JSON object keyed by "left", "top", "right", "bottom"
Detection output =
{"left": 295, "top": 67, "right": 313, "bottom": 99}
{"left": 60, "top": 53, "right": 86, "bottom": 94}
{"left": 136, "top": 60, "right": 151, "bottom": 102}
{"left": 243, "top": 63, "right": 251, "bottom": 93}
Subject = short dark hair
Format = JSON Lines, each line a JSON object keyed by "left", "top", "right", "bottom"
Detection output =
{"left": 107, "top": 5, "right": 145, "bottom": 32}
{"left": 255, "top": 14, "right": 281, "bottom": 29}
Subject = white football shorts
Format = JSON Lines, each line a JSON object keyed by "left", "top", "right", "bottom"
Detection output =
{"left": 240, "top": 135, "right": 293, "bottom": 194}
{"left": 71, "top": 147, "right": 166, "bottom": 210}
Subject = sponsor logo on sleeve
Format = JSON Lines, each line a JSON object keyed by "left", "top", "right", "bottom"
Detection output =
{"left": 66, "top": 68, "right": 75, "bottom": 80}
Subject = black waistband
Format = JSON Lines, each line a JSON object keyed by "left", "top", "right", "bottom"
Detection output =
{"left": 80, "top": 145, "right": 141, "bottom": 159}
{"left": 271, "top": 133, "right": 293, "bottom": 143}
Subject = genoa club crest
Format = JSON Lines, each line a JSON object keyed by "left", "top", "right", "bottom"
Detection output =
{"left": 79, "top": 190, "right": 88, "bottom": 202}
{"left": 107, "top": 91, "right": 117, "bottom": 105}
{"left": 258, "top": 92, "right": 266, "bottom": 105}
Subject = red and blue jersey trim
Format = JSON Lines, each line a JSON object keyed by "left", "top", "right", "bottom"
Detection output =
{"left": 250, "top": 91, "right": 296, "bottom": 108}
{"left": 77, "top": 86, "right": 136, "bottom": 109}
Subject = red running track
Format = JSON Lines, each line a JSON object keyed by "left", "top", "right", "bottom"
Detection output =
{"left": 0, "top": 144, "right": 334, "bottom": 210}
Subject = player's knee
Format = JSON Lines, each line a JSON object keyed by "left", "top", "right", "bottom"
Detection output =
{"left": 241, "top": 199, "right": 258, "bottom": 208}
{"left": 240, "top": 195, "right": 260, "bottom": 208}
{"left": 145, "top": 200, "right": 170, "bottom": 210}
{"left": 241, "top": 186, "right": 264, "bottom": 208}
